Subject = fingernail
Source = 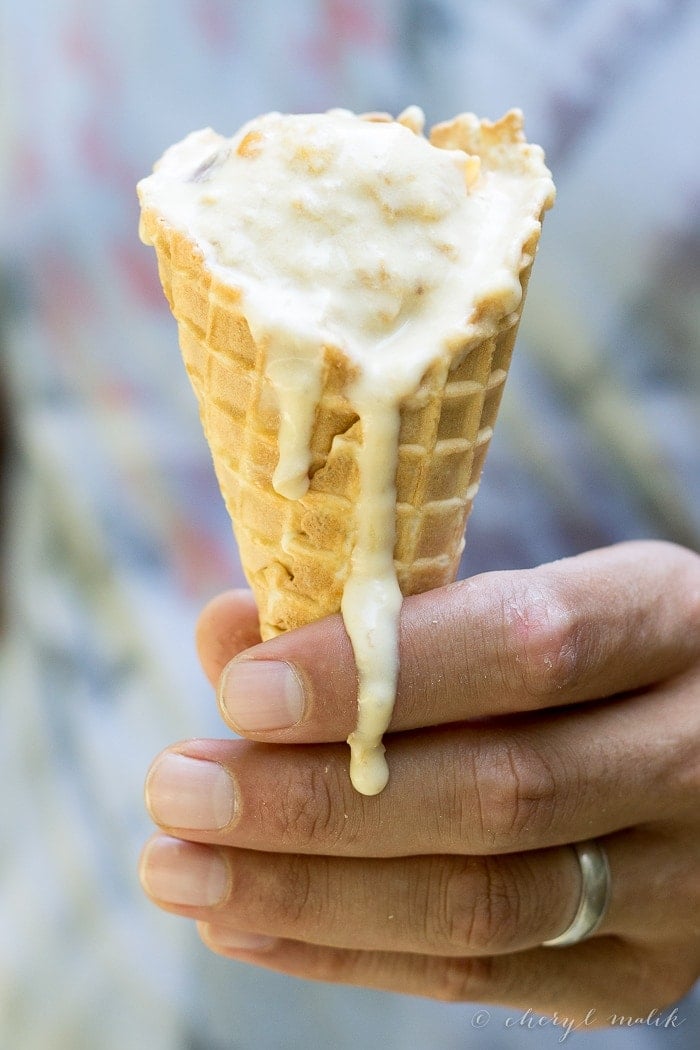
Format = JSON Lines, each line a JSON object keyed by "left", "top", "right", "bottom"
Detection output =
{"left": 219, "top": 660, "right": 305, "bottom": 732}
{"left": 206, "top": 927, "right": 277, "bottom": 952}
{"left": 146, "top": 753, "right": 236, "bottom": 831}
{"left": 140, "top": 837, "right": 229, "bottom": 906}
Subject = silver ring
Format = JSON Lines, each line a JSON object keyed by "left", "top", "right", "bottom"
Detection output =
{"left": 542, "top": 840, "right": 611, "bottom": 948}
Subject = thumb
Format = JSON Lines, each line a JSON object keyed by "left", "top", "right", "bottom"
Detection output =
{"left": 195, "top": 589, "right": 262, "bottom": 686}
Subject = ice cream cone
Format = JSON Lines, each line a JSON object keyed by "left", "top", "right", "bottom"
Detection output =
{"left": 139, "top": 110, "right": 548, "bottom": 641}
{"left": 140, "top": 235, "right": 538, "bottom": 642}
{"left": 139, "top": 107, "right": 553, "bottom": 793}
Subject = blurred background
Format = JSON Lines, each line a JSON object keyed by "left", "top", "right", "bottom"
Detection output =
{"left": 0, "top": 2, "right": 698, "bottom": 1049}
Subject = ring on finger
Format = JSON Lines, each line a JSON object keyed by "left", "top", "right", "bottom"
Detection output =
{"left": 542, "top": 840, "right": 611, "bottom": 948}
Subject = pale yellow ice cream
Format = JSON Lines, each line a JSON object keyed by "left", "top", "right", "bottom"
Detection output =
{"left": 138, "top": 107, "right": 554, "bottom": 794}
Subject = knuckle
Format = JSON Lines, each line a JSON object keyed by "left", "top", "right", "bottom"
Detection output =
{"left": 432, "top": 955, "right": 496, "bottom": 1003}
{"left": 263, "top": 853, "right": 317, "bottom": 927}
{"left": 505, "top": 580, "right": 591, "bottom": 699}
{"left": 438, "top": 857, "right": 519, "bottom": 953}
{"left": 270, "top": 764, "right": 346, "bottom": 850}
{"left": 473, "top": 739, "right": 561, "bottom": 852}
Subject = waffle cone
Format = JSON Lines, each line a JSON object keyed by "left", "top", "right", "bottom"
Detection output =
{"left": 141, "top": 210, "right": 536, "bottom": 639}
{"left": 139, "top": 112, "right": 548, "bottom": 641}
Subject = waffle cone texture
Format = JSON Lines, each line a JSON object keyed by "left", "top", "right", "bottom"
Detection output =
{"left": 140, "top": 117, "right": 546, "bottom": 640}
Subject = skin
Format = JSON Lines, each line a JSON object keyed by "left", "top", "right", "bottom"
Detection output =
{"left": 139, "top": 541, "right": 700, "bottom": 1022}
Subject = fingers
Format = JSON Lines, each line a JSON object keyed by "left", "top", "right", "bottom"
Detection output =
{"left": 145, "top": 675, "right": 697, "bottom": 858}
{"left": 138, "top": 825, "right": 699, "bottom": 959}
{"left": 139, "top": 836, "right": 584, "bottom": 956}
{"left": 204, "top": 542, "right": 700, "bottom": 742}
{"left": 195, "top": 589, "right": 261, "bottom": 686}
{"left": 194, "top": 932, "right": 695, "bottom": 1020}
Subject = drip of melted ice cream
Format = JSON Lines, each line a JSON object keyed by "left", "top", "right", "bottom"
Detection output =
{"left": 139, "top": 107, "right": 554, "bottom": 795}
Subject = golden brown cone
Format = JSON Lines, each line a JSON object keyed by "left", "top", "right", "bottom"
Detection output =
{"left": 140, "top": 111, "right": 547, "bottom": 640}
